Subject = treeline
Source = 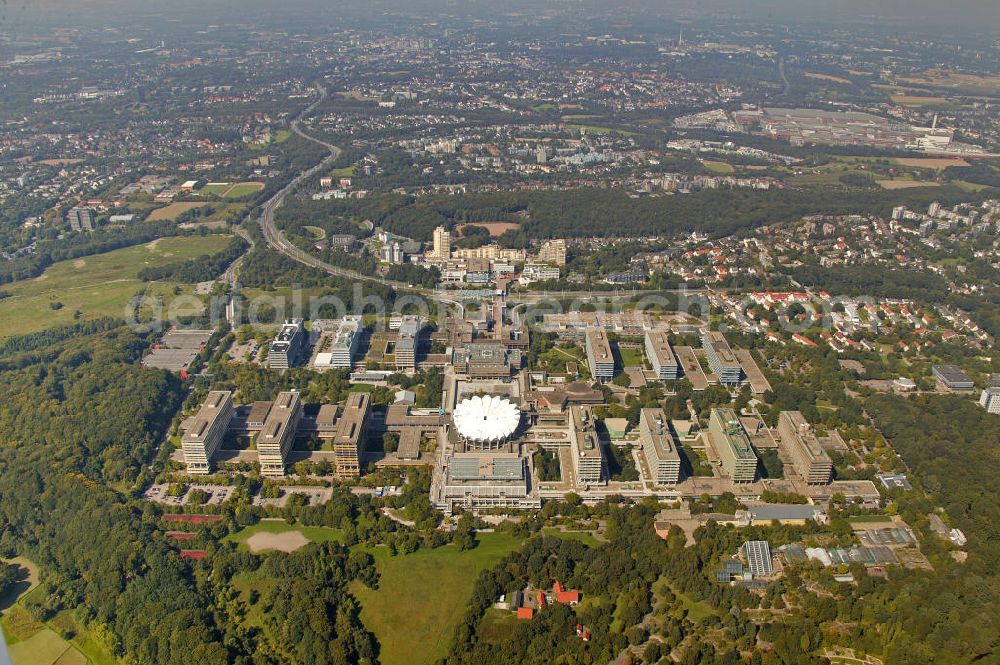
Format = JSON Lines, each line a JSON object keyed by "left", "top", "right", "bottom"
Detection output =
{"left": 0, "top": 220, "right": 179, "bottom": 284}
{"left": 787, "top": 262, "right": 950, "bottom": 302}
{"left": 0, "top": 331, "right": 231, "bottom": 663}
{"left": 294, "top": 185, "right": 979, "bottom": 242}
{"left": 138, "top": 236, "right": 248, "bottom": 283}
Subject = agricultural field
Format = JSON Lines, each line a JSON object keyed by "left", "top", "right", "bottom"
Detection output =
{"left": 0, "top": 235, "right": 233, "bottom": 340}
{"left": 803, "top": 72, "right": 852, "bottom": 85}
{"left": 877, "top": 180, "right": 939, "bottom": 190}
{"left": 349, "top": 532, "right": 523, "bottom": 665}
{"left": 893, "top": 157, "right": 969, "bottom": 170}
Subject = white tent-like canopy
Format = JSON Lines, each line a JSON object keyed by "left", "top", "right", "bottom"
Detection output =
{"left": 453, "top": 395, "right": 521, "bottom": 443}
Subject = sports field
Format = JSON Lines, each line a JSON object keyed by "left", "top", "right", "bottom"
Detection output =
{"left": 223, "top": 182, "right": 265, "bottom": 199}
{"left": 0, "top": 235, "right": 232, "bottom": 340}
{"left": 147, "top": 202, "right": 211, "bottom": 221}
{"left": 349, "top": 532, "right": 523, "bottom": 665}
{"left": 701, "top": 160, "right": 735, "bottom": 174}
{"left": 221, "top": 520, "right": 343, "bottom": 550}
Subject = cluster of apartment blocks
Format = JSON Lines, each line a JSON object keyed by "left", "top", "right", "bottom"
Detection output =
{"left": 180, "top": 389, "right": 371, "bottom": 478}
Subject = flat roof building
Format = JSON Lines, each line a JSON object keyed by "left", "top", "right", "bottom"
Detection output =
{"left": 181, "top": 391, "right": 234, "bottom": 474}
{"left": 463, "top": 343, "right": 513, "bottom": 379}
{"left": 570, "top": 407, "right": 604, "bottom": 485}
{"left": 639, "top": 408, "right": 681, "bottom": 485}
{"left": 932, "top": 364, "right": 974, "bottom": 390}
{"left": 585, "top": 327, "right": 615, "bottom": 383}
{"left": 741, "top": 540, "right": 773, "bottom": 577}
{"left": 257, "top": 391, "right": 302, "bottom": 477}
{"left": 441, "top": 452, "right": 538, "bottom": 511}
{"left": 709, "top": 407, "right": 758, "bottom": 483}
{"left": 268, "top": 319, "right": 305, "bottom": 370}
{"left": 313, "top": 317, "right": 362, "bottom": 369}
{"left": 332, "top": 392, "right": 370, "bottom": 478}
{"left": 645, "top": 331, "right": 680, "bottom": 380}
{"left": 395, "top": 317, "right": 421, "bottom": 370}
{"left": 703, "top": 332, "right": 744, "bottom": 385}
{"left": 980, "top": 387, "right": 1000, "bottom": 414}
{"left": 777, "top": 411, "right": 833, "bottom": 485}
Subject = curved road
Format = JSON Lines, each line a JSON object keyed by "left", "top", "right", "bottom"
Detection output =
{"left": 256, "top": 83, "right": 710, "bottom": 308}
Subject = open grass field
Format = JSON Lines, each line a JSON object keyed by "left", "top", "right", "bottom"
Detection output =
{"left": 541, "top": 528, "right": 601, "bottom": 547}
{"left": 567, "top": 124, "right": 638, "bottom": 137}
{"left": 616, "top": 347, "right": 645, "bottom": 368}
{"left": 221, "top": 520, "right": 343, "bottom": 549}
{"left": 804, "top": 72, "right": 851, "bottom": 85}
{"left": 147, "top": 202, "right": 211, "bottom": 221}
{"left": 891, "top": 94, "right": 952, "bottom": 107}
{"left": 899, "top": 69, "right": 1000, "bottom": 95}
{"left": 456, "top": 221, "right": 520, "bottom": 237}
{"left": 329, "top": 165, "right": 356, "bottom": 177}
{"left": 223, "top": 182, "right": 265, "bottom": 199}
{"left": 0, "top": 235, "right": 232, "bottom": 340}
{"left": 198, "top": 183, "right": 231, "bottom": 195}
{"left": 9, "top": 628, "right": 83, "bottom": 665}
{"left": 303, "top": 225, "right": 327, "bottom": 239}
{"left": 701, "top": 160, "right": 734, "bottom": 174}
{"left": 877, "top": 180, "right": 940, "bottom": 190}
{"left": 893, "top": 157, "right": 969, "bottom": 170}
{"left": 273, "top": 130, "right": 292, "bottom": 143}
{"left": 350, "top": 533, "right": 524, "bottom": 665}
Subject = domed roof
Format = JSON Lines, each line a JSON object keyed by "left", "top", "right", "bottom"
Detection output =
{"left": 453, "top": 395, "right": 520, "bottom": 442}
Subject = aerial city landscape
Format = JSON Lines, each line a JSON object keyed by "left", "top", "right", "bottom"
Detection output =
{"left": 0, "top": 0, "right": 999, "bottom": 664}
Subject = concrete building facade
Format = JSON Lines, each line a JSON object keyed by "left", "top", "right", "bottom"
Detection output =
{"left": 703, "top": 332, "right": 744, "bottom": 385}
{"left": 257, "top": 391, "right": 302, "bottom": 476}
{"left": 332, "top": 392, "right": 370, "bottom": 478}
{"left": 585, "top": 327, "right": 615, "bottom": 383}
{"left": 268, "top": 319, "right": 305, "bottom": 370}
{"left": 709, "top": 407, "right": 758, "bottom": 483}
{"left": 645, "top": 331, "right": 680, "bottom": 380}
{"left": 639, "top": 408, "right": 681, "bottom": 485}
{"left": 777, "top": 411, "right": 833, "bottom": 485}
{"left": 181, "top": 391, "right": 234, "bottom": 474}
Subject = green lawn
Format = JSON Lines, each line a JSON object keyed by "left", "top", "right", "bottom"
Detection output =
{"left": 541, "top": 528, "right": 601, "bottom": 548}
{"left": 350, "top": 533, "right": 524, "bottom": 665}
{"left": 221, "top": 520, "right": 343, "bottom": 546}
{"left": 0, "top": 235, "right": 233, "bottom": 340}
{"left": 224, "top": 183, "right": 265, "bottom": 199}
{"left": 567, "top": 124, "right": 637, "bottom": 137}
{"left": 198, "top": 183, "right": 231, "bottom": 195}
{"left": 702, "top": 160, "right": 735, "bottom": 174}
{"left": 329, "top": 166, "right": 356, "bottom": 177}
{"left": 273, "top": 130, "right": 292, "bottom": 143}
{"left": 9, "top": 628, "right": 80, "bottom": 665}
{"left": 616, "top": 347, "right": 645, "bottom": 368}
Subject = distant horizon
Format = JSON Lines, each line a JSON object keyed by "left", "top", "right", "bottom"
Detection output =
{"left": 3, "top": 0, "right": 1000, "bottom": 33}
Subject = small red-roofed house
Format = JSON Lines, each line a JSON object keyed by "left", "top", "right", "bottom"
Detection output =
{"left": 517, "top": 607, "right": 534, "bottom": 620}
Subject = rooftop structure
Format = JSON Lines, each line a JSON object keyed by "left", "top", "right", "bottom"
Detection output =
{"left": 585, "top": 327, "right": 615, "bottom": 383}
{"left": 268, "top": 319, "right": 305, "bottom": 370}
{"left": 257, "top": 391, "right": 302, "bottom": 476}
{"left": 777, "top": 411, "right": 833, "bottom": 485}
{"left": 181, "top": 391, "right": 234, "bottom": 474}
{"left": 441, "top": 452, "right": 538, "bottom": 510}
{"left": 463, "top": 343, "right": 513, "bottom": 379}
{"left": 702, "top": 331, "right": 743, "bottom": 385}
{"left": 312, "top": 317, "right": 362, "bottom": 369}
{"left": 570, "top": 407, "right": 604, "bottom": 485}
{"left": 453, "top": 396, "right": 521, "bottom": 448}
{"left": 332, "top": 392, "right": 370, "bottom": 478}
{"left": 709, "top": 408, "right": 757, "bottom": 483}
{"left": 932, "top": 364, "right": 974, "bottom": 390}
{"left": 639, "top": 408, "right": 681, "bottom": 485}
{"left": 644, "top": 331, "right": 679, "bottom": 380}
{"left": 741, "top": 540, "right": 773, "bottom": 577}
{"left": 395, "top": 316, "right": 421, "bottom": 370}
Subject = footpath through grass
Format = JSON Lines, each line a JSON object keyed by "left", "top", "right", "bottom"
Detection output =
{"left": 350, "top": 532, "right": 524, "bottom": 665}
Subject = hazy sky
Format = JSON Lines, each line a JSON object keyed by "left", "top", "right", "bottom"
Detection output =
{"left": 4, "top": 0, "right": 1000, "bottom": 31}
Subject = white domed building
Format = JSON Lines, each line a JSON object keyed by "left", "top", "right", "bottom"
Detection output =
{"left": 452, "top": 395, "right": 521, "bottom": 450}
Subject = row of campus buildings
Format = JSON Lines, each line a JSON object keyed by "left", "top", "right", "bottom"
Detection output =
{"left": 180, "top": 389, "right": 372, "bottom": 478}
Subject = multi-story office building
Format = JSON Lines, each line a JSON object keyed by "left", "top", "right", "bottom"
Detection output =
{"left": 639, "top": 408, "right": 681, "bottom": 485}
{"left": 645, "top": 331, "right": 680, "bottom": 380}
{"left": 314, "top": 317, "right": 361, "bottom": 368}
{"left": 431, "top": 225, "right": 451, "bottom": 260}
{"left": 980, "top": 387, "right": 1000, "bottom": 414}
{"left": 395, "top": 317, "right": 420, "bottom": 370}
{"left": 268, "top": 319, "right": 305, "bottom": 370}
{"left": 257, "top": 391, "right": 302, "bottom": 476}
{"left": 536, "top": 239, "right": 567, "bottom": 266}
{"left": 332, "top": 392, "right": 370, "bottom": 478}
{"left": 703, "top": 331, "right": 744, "bottom": 386}
{"left": 67, "top": 207, "right": 96, "bottom": 232}
{"left": 521, "top": 264, "right": 561, "bottom": 283}
{"left": 585, "top": 327, "right": 615, "bottom": 383}
{"left": 777, "top": 411, "right": 833, "bottom": 485}
{"left": 709, "top": 407, "right": 757, "bottom": 483}
{"left": 181, "top": 391, "right": 234, "bottom": 474}
{"left": 570, "top": 407, "right": 604, "bottom": 485}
